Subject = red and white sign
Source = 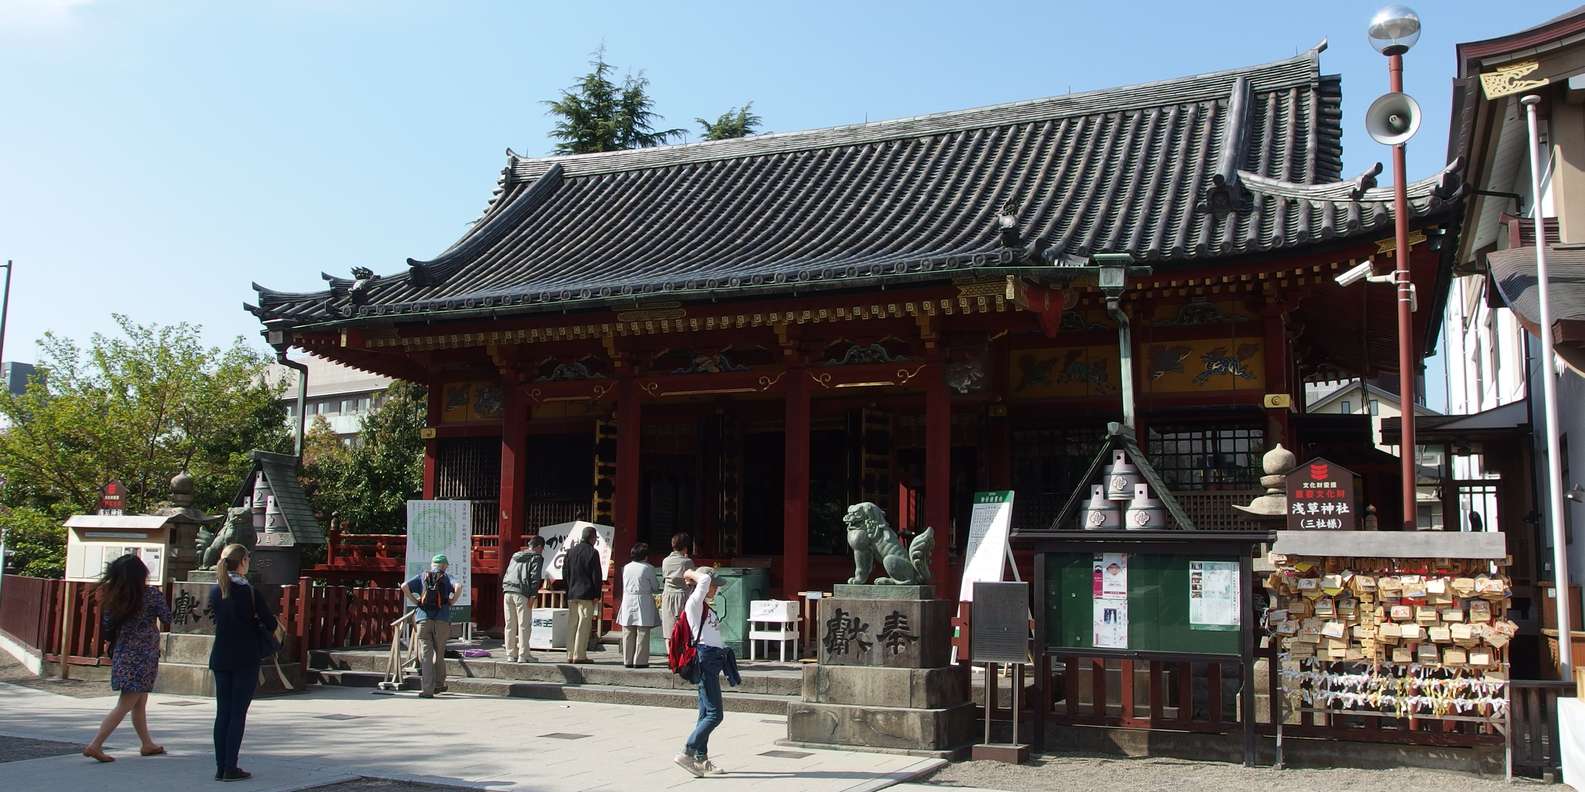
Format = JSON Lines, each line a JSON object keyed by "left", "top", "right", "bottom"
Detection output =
{"left": 99, "top": 480, "right": 125, "bottom": 516}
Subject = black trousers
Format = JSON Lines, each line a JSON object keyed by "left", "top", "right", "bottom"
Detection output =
{"left": 212, "top": 668, "right": 258, "bottom": 773}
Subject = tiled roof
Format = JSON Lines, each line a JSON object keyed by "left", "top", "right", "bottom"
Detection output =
{"left": 250, "top": 49, "right": 1463, "bottom": 328}
{"left": 1488, "top": 243, "right": 1585, "bottom": 326}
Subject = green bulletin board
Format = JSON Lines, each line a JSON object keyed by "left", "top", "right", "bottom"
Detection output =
{"left": 1044, "top": 552, "right": 1241, "bottom": 656}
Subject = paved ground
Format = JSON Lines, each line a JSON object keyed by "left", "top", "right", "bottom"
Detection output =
{"left": 0, "top": 734, "right": 83, "bottom": 763}
{"left": 0, "top": 671, "right": 940, "bottom": 792}
{"left": 0, "top": 649, "right": 115, "bottom": 698}
{"left": 906, "top": 754, "right": 1553, "bottom": 791}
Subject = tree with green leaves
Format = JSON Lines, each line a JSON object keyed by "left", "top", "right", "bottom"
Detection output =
{"left": 301, "top": 380, "right": 425, "bottom": 535}
{"left": 545, "top": 46, "right": 684, "bottom": 154}
{"left": 0, "top": 316, "right": 289, "bottom": 576}
{"left": 696, "top": 102, "right": 762, "bottom": 141}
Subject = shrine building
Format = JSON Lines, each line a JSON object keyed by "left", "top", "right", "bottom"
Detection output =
{"left": 249, "top": 47, "right": 1464, "bottom": 626}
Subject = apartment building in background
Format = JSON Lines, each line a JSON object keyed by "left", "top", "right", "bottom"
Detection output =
{"left": 270, "top": 356, "right": 392, "bottom": 442}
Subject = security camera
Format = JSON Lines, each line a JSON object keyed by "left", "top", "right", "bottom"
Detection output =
{"left": 1335, "top": 261, "right": 1373, "bottom": 286}
{"left": 1569, "top": 485, "right": 1585, "bottom": 504}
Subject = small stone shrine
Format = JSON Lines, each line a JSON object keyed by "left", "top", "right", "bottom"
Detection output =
{"left": 785, "top": 503, "right": 973, "bottom": 756}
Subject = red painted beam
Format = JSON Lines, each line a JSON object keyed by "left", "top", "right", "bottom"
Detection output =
{"left": 783, "top": 367, "right": 811, "bottom": 598}
{"left": 613, "top": 374, "right": 641, "bottom": 581}
{"left": 925, "top": 350, "right": 951, "bottom": 586}
{"left": 497, "top": 380, "right": 529, "bottom": 574}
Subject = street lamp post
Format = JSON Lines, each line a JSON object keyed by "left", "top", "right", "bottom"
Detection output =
{"left": 1368, "top": 5, "right": 1423, "bottom": 531}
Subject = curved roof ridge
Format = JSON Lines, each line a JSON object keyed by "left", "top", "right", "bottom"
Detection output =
{"left": 1240, "top": 157, "right": 1463, "bottom": 202}
{"left": 505, "top": 50, "right": 1323, "bottom": 180}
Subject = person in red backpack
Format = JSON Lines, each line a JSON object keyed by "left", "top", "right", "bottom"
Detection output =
{"left": 672, "top": 566, "right": 739, "bottom": 777}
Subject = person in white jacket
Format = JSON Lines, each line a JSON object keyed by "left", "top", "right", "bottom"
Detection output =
{"left": 617, "top": 543, "right": 660, "bottom": 668}
{"left": 674, "top": 566, "right": 739, "bottom": 777}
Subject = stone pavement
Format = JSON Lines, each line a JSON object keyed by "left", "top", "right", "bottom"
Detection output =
{"left": 0, "top": 677, "right": 941, "bottom": 792}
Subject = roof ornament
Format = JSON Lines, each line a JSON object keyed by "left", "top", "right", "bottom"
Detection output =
{"left": 348, "top": 266, "right": 375, "bottom": 306}
{"left": 995, "top": 200, "right": 1022, "bottom": 249}
{"left": 1432, "top": 155, "right": 1465, "bottom": 203}
{"left": 1197, "top": 76, "right": 1255, "bottom": 218}
{"left": 1349, "top": 162, "right": 1383, "bottom": 201}
{"left": 408, "top": 258, "right": 434, "bottom": 287}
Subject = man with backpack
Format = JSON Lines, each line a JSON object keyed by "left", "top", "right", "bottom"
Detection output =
{"left": 403, "top": 554, "right": 462, "bottom": 698}
{"left": 502, "top": 536, "right": 545, "bottom": 663}
{"left": 562, "top": 525, "right": 604, "bottom": 663}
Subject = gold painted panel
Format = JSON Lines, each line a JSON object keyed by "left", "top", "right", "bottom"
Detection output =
{"left": 1142, "top": 337, "right": 1265, "bottom": 393}
{"left": 1009, "top": 345, "right": 1120, "bottom": 400}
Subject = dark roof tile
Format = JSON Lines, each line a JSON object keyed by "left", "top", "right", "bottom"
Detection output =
{"left": 253, "top": 51, "right": 1460, "bottom": 327}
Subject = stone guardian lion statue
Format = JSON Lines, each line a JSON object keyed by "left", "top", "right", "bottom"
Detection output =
{"left": 200, "top": 506, "right": 259, "bottom": 568}
{"left": 844, "top": 502, "right": 934, "bottom": 585}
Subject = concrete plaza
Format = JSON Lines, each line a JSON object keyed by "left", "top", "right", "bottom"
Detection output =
{"left": 0, "top": 677, "right": 942, "bottom": 791}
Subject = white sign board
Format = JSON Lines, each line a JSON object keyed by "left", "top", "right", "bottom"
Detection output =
{"left": 1188, "top": 559, "right": 1240, "bottom": 631}
{"left": 958, "top": 490, "right": 1015, "bottom": 601}
{"left": 529, "top": 607, "right": 567, "bottom": 650}
{"left": 1092, "top": 552, "right": 1129, "bottom": 648}
{"left": 405, "top": 500, "right": 472, "bottom": 608}
{"left": 536, "top": 521, "right": 615, "bottom": 582}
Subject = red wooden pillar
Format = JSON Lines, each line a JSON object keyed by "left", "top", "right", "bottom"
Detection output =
{"left": 925, "top": 349, "right": 951, "bottom": 586}
{"left": 613, "top": 374, "right": 641, "bottom": 574}
{"left": 422, "top": 383, "right": 442, "bottom": 498}
{"left": 497, "top": 376, "right": 529, "bottom": 574}
{"left": 1262, "top": 304, "right": 1293, "bottom": 447}
{"left": 783, "top": 368, "right": 811, "bottom": 598}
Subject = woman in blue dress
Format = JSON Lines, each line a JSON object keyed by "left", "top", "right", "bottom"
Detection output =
{"left": 83, "top": 553, "right": 172, "bottom": 762}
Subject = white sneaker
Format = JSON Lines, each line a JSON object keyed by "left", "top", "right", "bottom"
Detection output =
{"left": 700, "top": 758, "right": 725, "bottom": 775}
{"left": 673, "top": 753, "right": 704, "bottom": 777}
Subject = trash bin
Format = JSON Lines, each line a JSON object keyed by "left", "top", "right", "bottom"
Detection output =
{"left": 646, "top": 566, "right": 769, "bottom": 658}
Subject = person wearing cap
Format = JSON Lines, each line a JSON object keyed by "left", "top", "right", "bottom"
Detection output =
{"left": 404, "top": 554, "right": 463, "bottom": 698}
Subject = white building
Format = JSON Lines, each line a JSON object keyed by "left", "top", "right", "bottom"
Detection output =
{"left": 269, "top": 356, "right": 392, "bottom": 441}
{"left": 1441, "top": 9, "right": 1585, "bottom": 600}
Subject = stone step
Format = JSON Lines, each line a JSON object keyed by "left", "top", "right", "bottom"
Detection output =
{"left": 313, "top": 669, "right": 793, "bottom": 715}
{"left": 313, "top": 648, "right": 803, "bottom": 697}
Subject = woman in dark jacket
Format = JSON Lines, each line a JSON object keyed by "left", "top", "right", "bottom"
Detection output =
{"left": 208, "top": 544, "right": 277, "bottom": 782}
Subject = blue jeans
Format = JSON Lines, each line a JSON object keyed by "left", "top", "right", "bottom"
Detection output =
{"left": 212, "top": 668, "right": 258, "bottom": 773}
{"left": 684, "top": 646, "right": 727, "bottom": 759}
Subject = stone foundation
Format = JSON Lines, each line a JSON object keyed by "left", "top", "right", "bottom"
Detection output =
{"left": 786, "top": 585, "right": 971, "bottom": 756}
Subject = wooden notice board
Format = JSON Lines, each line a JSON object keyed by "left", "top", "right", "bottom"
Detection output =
{"left": 1043, "top": 552, "right": 1242, "bottom": 656}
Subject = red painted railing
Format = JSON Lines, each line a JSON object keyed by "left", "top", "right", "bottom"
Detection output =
{"left": 0, "top": 575, "right": 54, "bottom": 652}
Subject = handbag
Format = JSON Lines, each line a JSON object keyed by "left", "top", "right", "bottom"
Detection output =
{"left": 247, "top": 585, "right": 284, "bottom": 659}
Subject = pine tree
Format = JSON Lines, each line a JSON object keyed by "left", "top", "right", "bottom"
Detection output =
{"left": 545, "top": 46, "right": 683, "bottom": 154}
{"left": 696, "top": 102, "right": 762, "bottom": 141}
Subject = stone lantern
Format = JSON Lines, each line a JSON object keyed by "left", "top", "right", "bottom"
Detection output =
{"left": 1233, "top": 444, "right": 1296, "bottom": 519}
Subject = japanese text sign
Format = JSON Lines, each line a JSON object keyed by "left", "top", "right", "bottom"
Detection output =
{"left": 1284, "top": 457, "right": 1358, "bottom": 531}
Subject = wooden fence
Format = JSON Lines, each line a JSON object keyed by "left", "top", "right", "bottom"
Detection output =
{"left": 1509, "top": 679, "right": 1576, "bottom": 778}
{"left": 0, "top": 575, "right": 54, "bottom": 652}
{"left": 0, "top": 575, "right": 409, "bottom": 669}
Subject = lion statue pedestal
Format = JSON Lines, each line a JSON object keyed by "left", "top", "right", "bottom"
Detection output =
{"left": 783, "top": 503, "right": 973, "bottom": 757}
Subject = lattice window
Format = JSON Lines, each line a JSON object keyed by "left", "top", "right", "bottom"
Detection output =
{"left": 436, "top": 437, "right": 500, "bottom": 500}
{"left": 1012, "top": 427, "right": 1104, "bottom": 532}
{"left": 1146, "top": 424, "right": 1264, "bottom": 491}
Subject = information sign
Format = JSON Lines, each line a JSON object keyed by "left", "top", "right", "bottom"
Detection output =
{"left": 405, "top": 500, "right": 472, "bottom": 610}
{"left": 1284, "top": 457, "right": 1359, "bottom": 531}
{"left": 958, "top": 490, "right": 1015, "bottom": 601}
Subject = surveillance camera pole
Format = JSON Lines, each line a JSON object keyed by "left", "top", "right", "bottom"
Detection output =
{"left": 1387, "top": 52, "right": 1418, "bottom": 532}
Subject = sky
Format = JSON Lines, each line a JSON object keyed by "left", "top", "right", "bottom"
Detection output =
{"left": 1, "top": 0, "right": 1578, "bottom": 411}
